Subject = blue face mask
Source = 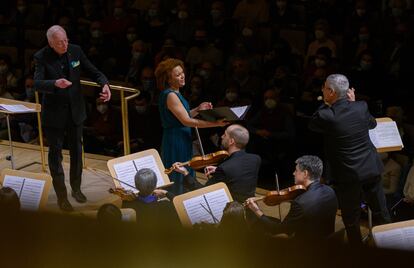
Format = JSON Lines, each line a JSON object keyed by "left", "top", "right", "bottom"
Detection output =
{"left": 360, "top": 61, "right": 372, "bottom": 71}
{"left": 25, "top": 87, "right": 34, "bottom": 99}
{"left": 142, "top": 79, "right": 154, "bottom": 91}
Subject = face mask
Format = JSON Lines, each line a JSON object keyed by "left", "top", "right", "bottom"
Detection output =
{"left": 211, "top": 10, "right": 221, "bottom": 20}
{"left": 314, "top": 58, "right": 326, "bottom": 67}
{"left": 142, "top": 79, "right": 154, "bottom": 90}
{"left": 314, "top": 30, "right": 325, "bottom": 40}
{"left": 356, "top": 8, "right": 365, "bottom": 17}
{"left": 91, "top": 30, "right": 102, "bottom": 38}
{"left": 392, "top": 8, "right": 403, "bottom": 17}
{"left": 178, "top": 11, "right": 188, "bottom": 19}
{"left": 17, "top": 5, "right": 27, "bottom": 13}
{"left": 359, "top": 34, "right": 369, "bottom": 43}
{"left": 148, "top": 9, "right": 158, "bottom": 17}
{"left": 0, "top": 65, "right": 8, "bottom": 74}
{"left": 360, "top": 60, "right": 372, "bottom": 71}
{"left": 191, "top": 86, "right": 201, "bottom": 95}
{"left": 25, "top": 87, "right": 34, "bottom": 99}
{"left": 198, "top": 69, "right": 209, "bottom": 80}
{"left": 114, "top": 8, "right": 123, "bottom": 17}
{"left": 135, "top": 105, "right": 147, "bottom": 114}
{"left": 276, "top": 1, "right": 287, "bottom": 9}
{"left": 126, "top": 33, "right": 137, "bottom": 42}
{"left": 132, "top": 51, "right": 142, "bottom": 59}
{"left": 226, "top": 92, "right": 238, "bottom": 102}
{"left": 97, "top": 104, "right": 108, "bottom": 114}
{"left": 264, "top": 99, "right": 277, "bottom": 110}
{"left": 242, "top": 27, "right": 253, "bottom": 37}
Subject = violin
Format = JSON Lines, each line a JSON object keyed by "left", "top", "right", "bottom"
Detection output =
{"left": 164, "top": 150, "right": 229, "bottom": 174}
{"left": 109, "top": 188, "right": 137, "bottom": 202}
{"left": 247, "top": 185, "right": 307, "bottom": 206}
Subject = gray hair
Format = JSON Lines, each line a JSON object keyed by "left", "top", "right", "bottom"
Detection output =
{"left": 295, "top": 155, "right": 323, "bottom": 181}
{"left": 134, "top": 168, "right": 157, "bottom": 196}
{"left": 46, "top": 25, "right": 66, "bottom": 41}
{"left": 326, "top": 74, "right": 349, "bottom": 99}
{"left": 228, "top": 124, "right": 249, "bottom": 149}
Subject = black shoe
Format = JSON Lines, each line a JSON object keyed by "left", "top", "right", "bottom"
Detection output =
{"left": 58, "top": 198, "right": 74, "bottom": 212}
{"left": 71, "top": 190, "right": 87, "bottom": 203}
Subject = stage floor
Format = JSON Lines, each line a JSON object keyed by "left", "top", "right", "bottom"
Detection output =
{"left": 0, "top": 140, "right": 357, "bottom": 240}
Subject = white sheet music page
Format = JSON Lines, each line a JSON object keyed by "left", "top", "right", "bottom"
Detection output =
{"left": 374, "top": 226, "right": 414, "bottom": 250}
{"left": 133, "top": 155, "right": 164, "bottom": 187}
{"left": 3, "top": 175, "right": 45, "bottom": 211}
{"left": 369, "top": 121, "right": 403, "bottom": 149}
{"left": 183, "top": 188, "right": 230, "bottom": 225}
{"left": 0, "top": 104, "right": 35, "bottom": 113}
{"left": 230, "top": 105, "right": 249, "bottom": 119}
{"left": 113, "top": 161, "right": 139, "bottom": 193}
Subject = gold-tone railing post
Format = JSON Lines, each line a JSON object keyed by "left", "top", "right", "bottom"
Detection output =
{"left": 80, "top": 80, "right": 140, "bottom": 156}
{"left": 35, "top": 91, "right": 47, "bottom": 172}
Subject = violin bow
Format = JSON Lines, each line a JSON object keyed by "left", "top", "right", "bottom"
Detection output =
{"left": 275, "top": 172, "right": 282, "bottom": 220}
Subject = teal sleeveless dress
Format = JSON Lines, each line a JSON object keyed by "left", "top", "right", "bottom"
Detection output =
{"left": 158, "top": 89, "right": 194, "bottom": 194}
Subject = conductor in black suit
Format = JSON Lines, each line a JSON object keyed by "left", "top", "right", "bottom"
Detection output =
{"left": 34, "top": 25, "right": 111, "bottom": 211}
{"left": 172, "top": 124, "right": 261, "bottom": 203}
{"left": 245, "top": 155, "right": 338, "bottom": 240}
{"left": 308, "top": 74, "right": 390, "bottom": 243}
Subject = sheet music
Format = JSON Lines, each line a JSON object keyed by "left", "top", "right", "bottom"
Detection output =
{"left": 0, "top": 104, "right": 35, "bottom": 113}
{"left": 183, "top": 188, "right": 230, "bottom": 225}
{"left": 113, "top": 161, "right": 139, "bottom": 193}
{"left": 133, "top": 155, "right": 164, "bottom": 188}
{"left": 3, "top": 175, "right": 45, "bottom": 211}
{"left": 230, "top": 105, "right": 249, "bottom": 119}
{"left": 374, "top": 226, "right": 414, "bottom": 250}
{"left": 369, "top": 121, "right": 404, "bottom": 149}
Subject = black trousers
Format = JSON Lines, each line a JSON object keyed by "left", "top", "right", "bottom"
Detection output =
{"left": 335, "top": 176, "right": 391, "bottom": 244}
{"left": 45, "top": 119, "right": 83, "bottom": 200}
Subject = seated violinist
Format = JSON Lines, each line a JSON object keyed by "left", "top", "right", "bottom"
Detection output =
{"left": 122, "top": 168, "right": 180, "bottom": 228}
{"left": 245, "top": 155, "right": 338, "bottom": 240}
{"left": 172, "top": 124, "right": 261, "bottom": 203}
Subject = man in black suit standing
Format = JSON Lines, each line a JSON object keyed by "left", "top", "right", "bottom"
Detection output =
{"left": 245, "top": 155, "right": 338, "bottom": 240}
{"left": 309, "top": 74, "right": 390, "bottom": 243}
{"left": 172, "top": 124, "right": 261, "bottom": 203}
{"left": 34, "top": 25, "right": 111, "bottom": 211}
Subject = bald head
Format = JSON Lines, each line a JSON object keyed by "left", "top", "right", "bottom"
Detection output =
{"left": 227, "top": 124, "right": 249, "bottom": 149}
{"left": 46, "top": 25, "right": 68, "bottom": 55}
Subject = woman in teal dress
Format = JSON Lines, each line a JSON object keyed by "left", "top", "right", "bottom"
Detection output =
{"left": 155, "top": 58, "right": 227, "bottom": 194}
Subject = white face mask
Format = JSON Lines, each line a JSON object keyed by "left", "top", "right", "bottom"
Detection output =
{"left": 314, "top": 30, "right": 325, "bottom": 40}
{"left": 226, "top": 92, "right": 238, "bottom": 102}
{"left": 242, "top": 27, "right": 253, "bottom": 37}
{"left": 91, "top": 30, "right": 102, "bottom": 38}
{"left": 97, "top": 104, "right": 108, "bottom": 114}
{"left": 264, "top": 99, "right": 277, "bottom": 110}
{"left": 314, "top": 58, "right": 326, "bottom": 67}
{"left": 0, "top": 65, "right": 8, "bottom": 73}
{"left": 126, "top": 33, "right": 137, "bottom": 42}
{"left": 135, "top": 105, "right": 147, "bottom": 114}
{"left": 178, "top": 11, "right": 188, "bottom": 19}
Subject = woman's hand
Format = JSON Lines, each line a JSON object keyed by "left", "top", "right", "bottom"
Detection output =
{"left": 172, "top": 162, "right": 189, "bottom": 175}
{"left": 198, "top": 102, "right": 213, "bottom": 111}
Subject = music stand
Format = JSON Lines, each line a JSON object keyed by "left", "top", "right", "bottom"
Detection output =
{"left": 0, "top": 98, "right": 44, "bottom": 170}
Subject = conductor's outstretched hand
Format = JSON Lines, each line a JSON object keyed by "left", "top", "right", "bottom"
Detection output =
{"left": 55, "top": 78, "right": 72, "bottom": 88}
{"left": 100, "top": 84, "right": 111, "bottom": 102}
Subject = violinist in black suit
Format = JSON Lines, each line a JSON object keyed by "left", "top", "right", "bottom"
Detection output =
{"left": 172, "top": 124, "right": 261, "bottom": 203}
{"left": 34, "top": 25, "right": 111, "bottom": 211}
{"left": 246, "top": 155, "right": 338, "bottom": 240}
{"left": 308, "top": 74, "right": 390, "bottom": 243}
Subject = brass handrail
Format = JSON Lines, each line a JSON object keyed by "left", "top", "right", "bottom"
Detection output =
{"left": 80, "top": 80, "right": 140, "bottom": 156}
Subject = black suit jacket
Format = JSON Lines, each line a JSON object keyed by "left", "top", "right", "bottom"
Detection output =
{"left": 309, "top": 99, "right": 383, "bottom": 183}
{"left": 34, "top": 44, "right": 108, "bottom": 128}
{"left": 184, "top": 150, "right": 261, "bottom": 202}
{"left": 259, "top": 181, "right": 338, "bottom": 240}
